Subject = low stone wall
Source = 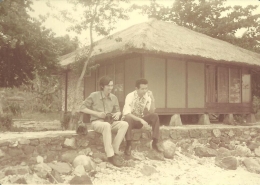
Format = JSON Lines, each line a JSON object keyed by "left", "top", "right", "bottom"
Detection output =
{"left": 1, "top": 125, "right": 260, "bottom": 169}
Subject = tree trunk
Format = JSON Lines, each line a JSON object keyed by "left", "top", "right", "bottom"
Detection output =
{"left": 67, "top": 2, "right": 99, "bottom": 130}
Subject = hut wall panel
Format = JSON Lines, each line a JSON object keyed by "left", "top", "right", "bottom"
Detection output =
{"left": 144, "top": 56, "right": 166, "bottom": 108}
{"left": 229, "top": 68, "right": 241, "bottom": 103}
{"left": 125, "top": 57, "right": 142, "bottom": 95}
{"left": 115, "top": 62, "right": 124, "bottom": 103}
{"left": 187, "top": 62, "right": 205, "bottom": 108}
{"left": 167, "top": 59, "right": 186, "bottom": 108}
{"left": 242, "top": 69, "right": 251, "bottom": 103}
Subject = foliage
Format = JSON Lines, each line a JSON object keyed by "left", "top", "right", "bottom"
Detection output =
{"left": 57, "top": 0, "right": 130, "bottom": 129}
{"left": 133, "top": 0, "right": 260, "bottom": 53}
{"left": 252, "top": 96, "right": 260, "bottom": 114}
{"left": 60, "top": 111, "right": 71, "bottom": 130}
{"left": 0, "top": 0, "right": 79, "bottom": 87}
{"left": 0, "top": 113, "right": 13, "bottom": 131}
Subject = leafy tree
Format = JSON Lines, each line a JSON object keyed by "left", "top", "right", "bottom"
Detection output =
{"left": 0, "top": 0, "right": 79, "bottom": 87}
{"left": 134, "top": 0, "right": 260, "bottom": 53}
{"left": 61, "top": 0, "right": 129, "bottom": 129}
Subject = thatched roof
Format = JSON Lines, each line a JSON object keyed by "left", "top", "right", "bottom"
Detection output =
{"left": 60, "top": 19, "right": 260, "bottom": 67}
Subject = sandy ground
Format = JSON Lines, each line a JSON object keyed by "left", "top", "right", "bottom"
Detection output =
{"left": 90, "top": 152, "right": 260, "bottom": 185}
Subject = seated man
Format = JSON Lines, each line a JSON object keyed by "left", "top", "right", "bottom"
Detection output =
{"left": 79, "top": 76, "right": 128, "bottom": 167}
{"left": 122, "top": 78, "right": 162, "bottom": 156}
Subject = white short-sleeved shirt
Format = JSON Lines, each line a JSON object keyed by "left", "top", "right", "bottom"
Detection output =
{"left": 123, "top": 90, "right": 151, "bottom": 118}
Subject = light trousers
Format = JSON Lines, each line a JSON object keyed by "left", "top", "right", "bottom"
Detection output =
{"left": 91, "top": 120, "right": 128, "bottom": 157}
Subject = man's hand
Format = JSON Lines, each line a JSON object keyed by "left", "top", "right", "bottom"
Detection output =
{"left": 112, "top": 112, "right": 121, "bottom": 121}
{"left": 96, "top": 112, "right": 106, "bottom": 119}
{"left": 147, "top": 90, "right": 155, "bottom": 101}
{"left": 140, "top": 119, "right": 150, "bottom": 130}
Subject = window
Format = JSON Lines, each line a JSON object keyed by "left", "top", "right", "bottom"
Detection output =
{"left": 206, "top": 65, "right": 250, "bottom": 103}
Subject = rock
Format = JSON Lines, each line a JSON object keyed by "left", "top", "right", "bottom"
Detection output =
{"left": 79, "top": 148, "right": 92, "bottom": 156}
{"left": 37, "top": 156, "right": 44, "bottom": 164}
{"left": 209, "top": 141, "right": 219, "bottom": 149}
{"left": 0, "top": 171, "right": 5, "bottom": 179}
{"left": 140, "top": 165, "right": 157, "bottom": 176}
{"left": 243, "top": 158, "right": 260, "bottom": 173}
{"left": 215, "top": 156, "right": 238, "bottom": 170}
{"left": 61, "top": 150, "right": 78, "bottom": 163}
{"left": 247, "top": 141, "right": 260, "bottom": 150}
{"left": 73, "top": 155, "right": 96, "bottom": 171}
{"left": 132, "top": 152, "right": 146, "bottom": 161}
{"left": 255, "top": 146, "right": 260, "bottom": 157}
{"left": 5, "top": 165, "right": 30, "bottom": 176}
{"left": 146, "top": 150, "right": 164, "bottom": 161}
{"left": 98, "top": 162, "right": 107, "bottom": 169}
{"left": 194, "top": 147, "right": 217, "bottom": 157}
{"left": 124, "top": 160, "right": 135, "bottom": 167}
{"left": 22, "top": 145, "right": 35, "bottom": 155}
{"left": 133, "top": 132, "right": 142, "bottom": 140}
{"left": 169, "top": 114, "right": 182, "bottom": 126}
{"left": 76, "top": 138, "right": 89, "bottom": 147}
{"left": 142, "top": 132, "right": 150, "bottom": 139}
{"left": 234, "top": 145, "right": 253, "bottom": 157}
{"left": 189, "top": 129, "right": 201, "bottom": 138}
{"left": 92, "top": 152, "right": 107, "bottom": 161}
{"left": 0, "top": 149, "right": 5, "bottom": 158}
{"left": 161, "top": 140, "right": 176, "bottom": 159}
{"left": 212, "top": 129, "right": 221, "bottom": 137}
{"left": 8, "top": 148, "right": 24, "bottom": 157}
{"left": 64, "top": 138, "right": 76, "bottom": 149}
{"left": 228, "top": 130, "right": 235, "bottom": 137}
{"left": 10, "top": 176, "right": 27, "bottom": 184}
{"left": 46, "top": 151, "right": 58, "bottom": 162}
{"left": 18, "top": 139, "right": 30, "bottom": 145}
{"left": 48, "top": 170, "right": 64, "bottom": 183}
{"left": 70, "top": 174, "right": 93, "bottom": 185}
{"left": 74, "top": 165, "right": 86, "bottom": 177}
{"left": 47, "top": 162, "right": 72, "bottom": 174}
{"left": 33, "top": 163, "right": 52, "bottom": 179}
{"left": 217, "top": 147, "right": 231, "bottom": 158}
{"left": 93, "top": 158, "right": 102, "bottom": 164}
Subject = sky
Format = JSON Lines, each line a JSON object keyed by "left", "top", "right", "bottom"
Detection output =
{"left": 31, "top": 0, "right": 260, "bottom": 45}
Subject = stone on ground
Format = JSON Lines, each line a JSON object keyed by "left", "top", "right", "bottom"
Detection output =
{"left": 140, "top": 165, "right": 157, "bottom": 176}
{"left": 61, "top": 150, "right": 78, "bottom": 164}
{"left": 215, "top": 156, "right": 238, "bottom": 170}
{"left": 243, "top": 158, "right": 260, "bottom": 173}
{"left": 74, "top": 165, "right": 86, "bottom": 177}
{"left": 69, "top": 174, "right": 93, "bottom": 185}
{"left": 194, "top": 147, "right": 217, "bottom": 157}
{"left": 47, "top": 162, "right": 72, "bottom": 174}
{"left": 161, "top": 139, "right": 176, "bottom": 159}
{"left": 73, "top": 155, "right": 96, "bottom": 171}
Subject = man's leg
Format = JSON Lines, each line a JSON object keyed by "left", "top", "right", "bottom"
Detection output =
{"left": 143, "top": 113, "right": 160, "bottom": 139}
{"left": 110, "top": 121, "right": 128, "bottom": 154}
{"left": 91, "top": 121, "right": 114, "bottom": 157}
{"left": 124, "top": 115, "right": 143, "bottom": 155}
{"left": 143, "top": 113, "right": 162, "bottom": 152}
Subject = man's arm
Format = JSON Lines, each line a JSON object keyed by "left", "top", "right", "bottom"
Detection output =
{"left": 147, "top": 91, "right": 156, "bottom": 113}
{"left": 80, "top": 94, "right": 106, "bottom": 119}
{"left": 123, "top": 93, "right": 148, "bottom": 125}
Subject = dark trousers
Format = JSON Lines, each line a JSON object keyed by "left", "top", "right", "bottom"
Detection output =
{"left": 124, "top": 113, "right": 160, "bottom": 140}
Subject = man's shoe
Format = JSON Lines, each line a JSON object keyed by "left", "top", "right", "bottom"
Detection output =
{"left": 108, "top": 155, "right": 123, "bottom": 167}
{"left": 124, "top": 144, "right": 132, "bottom": 156}
{"left": 152, "top": 142, "right": 164, "bottom": 153}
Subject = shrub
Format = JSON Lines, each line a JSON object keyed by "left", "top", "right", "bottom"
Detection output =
{"left": 60, "top": 112, "right": 71, "bottom": 130}
{"left": 252, "top": 96, "right": 260, "bottom": 114}
{"left": 0, "top": 113, "right": 13, "bottom": 131}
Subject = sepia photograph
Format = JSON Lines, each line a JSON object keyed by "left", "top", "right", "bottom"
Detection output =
{"left": 0, "top": 0, "right": 260, "bottom": 184}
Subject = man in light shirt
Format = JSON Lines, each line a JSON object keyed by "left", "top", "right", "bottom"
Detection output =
{"left": 122, "top": 78, "right": 162, "bottom": 156}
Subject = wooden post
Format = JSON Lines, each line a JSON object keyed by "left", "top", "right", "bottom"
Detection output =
{"left": 169, "top": 114, "right": 182, "bottom": 126}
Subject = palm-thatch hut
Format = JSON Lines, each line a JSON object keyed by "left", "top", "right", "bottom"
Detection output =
{"left": 60, "top": 19, "right": 260, "bottom": 124}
